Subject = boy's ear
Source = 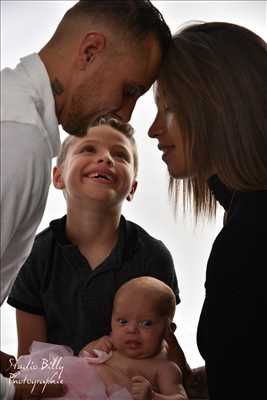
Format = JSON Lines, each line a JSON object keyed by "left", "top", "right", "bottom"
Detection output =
{"left": 53, "top": 166, "right": 65, "bottom": 190}
{"left": 126, "top": 180, "right": 138, "bottom": 202}
{"left": 170, "top": 322, "right": 177, "bottom": 333}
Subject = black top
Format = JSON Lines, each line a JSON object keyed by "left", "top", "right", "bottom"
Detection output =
{"left": 8, "top": 215, "right": 180, "bottom": 354}
{"left": 198, "top": 176, "right": 267, "bottom": 399}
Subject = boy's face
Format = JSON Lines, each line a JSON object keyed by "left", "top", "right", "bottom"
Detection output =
{"left": 111, "top": 291, "right": 168, "bottom": 359}
{"left": 54, "top": 125, "right": 137, "bottom": 207}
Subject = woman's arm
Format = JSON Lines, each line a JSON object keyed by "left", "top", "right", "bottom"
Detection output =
{"left": 16, "top": 310, "right": 47, "bottom": 356}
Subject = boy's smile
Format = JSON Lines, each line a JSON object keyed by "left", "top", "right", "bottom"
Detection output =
{"left": 83, "top": 167, "right": 116, "bottom": 185}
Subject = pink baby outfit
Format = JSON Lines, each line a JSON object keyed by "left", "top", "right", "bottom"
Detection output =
{"left": 15, "top": 341, "right": 132, "bottom": 399}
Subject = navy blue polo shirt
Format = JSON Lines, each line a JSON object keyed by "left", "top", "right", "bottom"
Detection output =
{"left": 8, "top": 215, "right": 180, "bottom": 354}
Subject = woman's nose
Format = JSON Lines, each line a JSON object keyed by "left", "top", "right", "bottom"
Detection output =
{"left": 148, "top": 114, "right": 164, "bottom": 138}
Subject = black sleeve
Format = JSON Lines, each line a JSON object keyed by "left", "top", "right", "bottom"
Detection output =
{"left": 145, "top": 239, "right": 180, "bottom": 305}
{"left": 201, "top": 222, "right": 267, "bottom": 399}
{"left": 7, "top": 247, "right": 45, "bottom": 315}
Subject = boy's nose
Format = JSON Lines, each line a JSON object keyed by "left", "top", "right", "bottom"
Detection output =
{"left": 96, "top": 153, "right": 114, "bottom": 166}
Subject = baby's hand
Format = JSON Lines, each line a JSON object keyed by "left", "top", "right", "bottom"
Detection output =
{"left": 131, "top": 376, "right": 154, "bottom": 400}
{"left": 79, "top": 335, "right": 113, "bottom": 356}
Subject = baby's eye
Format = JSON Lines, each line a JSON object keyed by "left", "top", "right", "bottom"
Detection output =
{"left": 139, "top": 320, "right": 153, "bottom": 328}
{"left": 118, "top": 319, "right": 128, "bottom": 325}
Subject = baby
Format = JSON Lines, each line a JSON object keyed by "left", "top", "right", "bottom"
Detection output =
{"left": 94, "top": 276, "right": 188, "bottom": 400}
{"left": 14, "top": 277, "right": 187, "bottom": 400}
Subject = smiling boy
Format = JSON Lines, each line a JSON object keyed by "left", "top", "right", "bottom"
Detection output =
{"left": 8, "top": 117, "right": 180, "bottom": 359}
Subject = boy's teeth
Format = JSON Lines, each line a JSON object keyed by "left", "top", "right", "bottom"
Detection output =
{"left": 88, "top": 173, "right": 111, "bottom": 181}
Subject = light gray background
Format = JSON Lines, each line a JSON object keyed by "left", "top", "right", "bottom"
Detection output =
{"left": 1, "top": 1, "right": 266, "bottom": 367}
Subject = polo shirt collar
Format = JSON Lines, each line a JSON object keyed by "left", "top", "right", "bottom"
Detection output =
{"left": 50, "top": 215, "right": 137, "bottom": 271}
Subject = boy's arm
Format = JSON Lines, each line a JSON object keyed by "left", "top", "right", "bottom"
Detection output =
{"left": 14, "top": 382, "right": 65, "bottom": 399}
{"left": 16, "top": 310, "right": 47, "bottom": 356}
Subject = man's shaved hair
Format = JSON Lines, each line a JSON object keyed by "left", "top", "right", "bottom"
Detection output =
{"left": 53, "top": 0, "right": 171, "bottom": 55}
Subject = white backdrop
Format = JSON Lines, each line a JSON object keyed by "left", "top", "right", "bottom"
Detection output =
{"left": 1, "top": 1, "right": 266, "bottom": 367}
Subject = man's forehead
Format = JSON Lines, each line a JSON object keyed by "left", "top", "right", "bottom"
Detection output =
{"left": 126, "top": 34, "right": 162, "bottom": 87}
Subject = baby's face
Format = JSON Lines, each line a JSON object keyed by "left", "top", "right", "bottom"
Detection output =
{"left": 111, "top": 294, "right": 168, "bottom": 359}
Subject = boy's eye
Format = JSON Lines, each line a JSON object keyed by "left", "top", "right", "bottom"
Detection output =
{"left": 114, "top": 151, "right": 129, "bottom": 161}
{"left": 139, "top": 320, "right": 153, "bottom": 328}
{"left": 80, "top": 145, "right": 95, "bottom": 153}
{"left": 118, "top": 319, "right": 128, "bottom": 325}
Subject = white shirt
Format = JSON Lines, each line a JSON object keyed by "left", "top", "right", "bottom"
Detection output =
{"left": 0, "top": 53, "right": 60, "bottom": 305}
{"left": 0, "top": 375, "right": 15, "bottom": 400}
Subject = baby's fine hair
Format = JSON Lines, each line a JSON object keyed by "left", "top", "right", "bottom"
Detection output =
{"left": 114, "top": 276, "right": 176, "bottom": 320}
{"left": 56, "top": 117, "right": 138, "bottom": 176}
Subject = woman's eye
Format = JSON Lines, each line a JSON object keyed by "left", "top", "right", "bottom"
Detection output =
{"left": 139, "top": 320, "right": 153, "bottom": 328}
{"left": 118, "top": 319, "right": 128, "bottom": 325}
{"left": 164, "top": 104, "right": 171, "bottom": 113}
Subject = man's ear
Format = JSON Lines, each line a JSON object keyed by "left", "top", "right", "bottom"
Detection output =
{"left": 127, "top": 180, "right": 138, "bottom": 202}
{"left": 53, "top": 166, "right": 65, "bottom": 190}
{"left": 78, "top": 32, "right": 106, "bottom": 69}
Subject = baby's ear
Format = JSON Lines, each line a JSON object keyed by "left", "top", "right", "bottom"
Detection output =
{"left": 53, "top": 166, "right": 65, "bottom": 190}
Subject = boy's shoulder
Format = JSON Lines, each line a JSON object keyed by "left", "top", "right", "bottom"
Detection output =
{"left": 125, "top": 218, "right": 167, "bottom": 250}
{"left": 124, "top": 218, "right": 174, "bottom": 263}
{"left": 32, "top": 216, "right": 66, "bottom": 253}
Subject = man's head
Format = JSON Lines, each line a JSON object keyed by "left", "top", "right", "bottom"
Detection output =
{"left": 40, "top": 0, "right": 171, "bottom": 135}
{"left": 111, "top": 277, "right": 176, "bottom": 359}
{"left": 53, "top": 117, "right": 138, "bottom": 209}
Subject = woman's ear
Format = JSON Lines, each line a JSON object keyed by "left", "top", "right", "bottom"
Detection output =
{"left": 53, "top": 166, "right": 65, "bottom": 190}
{"left": 127, "top": 180, "right": 138, "bottom": 201}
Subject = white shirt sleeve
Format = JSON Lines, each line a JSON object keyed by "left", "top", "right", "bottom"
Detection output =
{"left": 0, "top": 374, "right": 15, "bottom": 400}
{"left": 0, "top": 121, "right": 52, "bottom": 304}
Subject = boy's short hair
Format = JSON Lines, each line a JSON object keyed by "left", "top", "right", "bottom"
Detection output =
{"left": 57, "top": 117, "right": 138, "bottom": 176}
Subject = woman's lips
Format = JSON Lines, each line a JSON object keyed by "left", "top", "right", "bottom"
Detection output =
{"left": 158, "top": 145, "right": 175, "bottom": 163}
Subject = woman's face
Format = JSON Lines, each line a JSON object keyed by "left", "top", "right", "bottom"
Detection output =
{"left": 148, "top": 84, "right": 193, "bottom": 179}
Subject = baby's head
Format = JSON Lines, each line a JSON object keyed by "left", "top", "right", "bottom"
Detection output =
{"left": 53, "top": 117, "right": 138, "bottom": 205}
{"left": 111, "top": 276, "right": 176, "bottom": 359}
